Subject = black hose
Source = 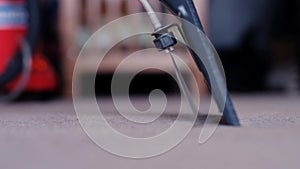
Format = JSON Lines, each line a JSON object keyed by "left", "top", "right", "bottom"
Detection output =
{"left": 160, "top": 0, "right": 240, "bottom": 126}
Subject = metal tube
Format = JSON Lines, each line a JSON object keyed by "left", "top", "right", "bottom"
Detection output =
{"left": 138, "top": 0, "right": 162, "bottom": 30}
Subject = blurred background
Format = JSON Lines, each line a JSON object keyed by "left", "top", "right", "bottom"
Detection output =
{"left": 0, "top": 0, "right": 299, "bottom": 101}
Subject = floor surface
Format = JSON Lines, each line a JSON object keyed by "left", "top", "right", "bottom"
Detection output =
{"left": 0, "top": 94, "right": 300, "bottom": 169}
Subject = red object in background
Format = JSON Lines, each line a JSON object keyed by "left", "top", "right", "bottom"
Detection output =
{"left": 0, "top": 0, "right": 27, "bottom": 74}
{"left": 1, "top": 0, "right": 58, "bottom": 93}
{"left": 6, "top": 52, "right": 58, "bottom": 92}
{"left": 0, "top": 29, "right": 26, "bottom": 74}
{"left": 27, "top": 53, "right": 57, "bottom": 91}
